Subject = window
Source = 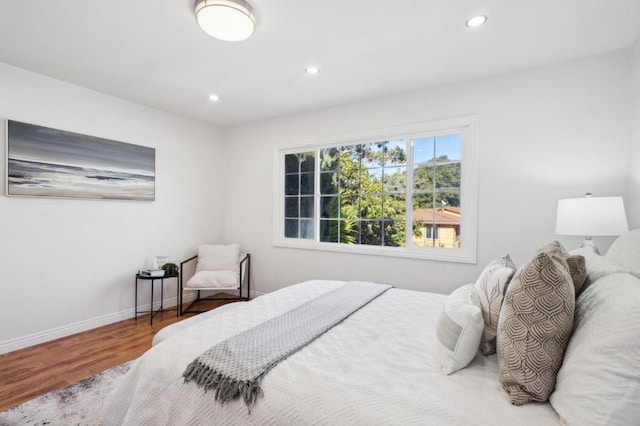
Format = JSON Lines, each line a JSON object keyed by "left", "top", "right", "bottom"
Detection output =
{"left": 274, "top": 117, "right": 478, "bottom": 263}
{"left": 284, "top": 152, "right": 315, "bottom": 239}
{"left": 412, "top": 134, "right": 461, "bottom": 249}
{"left": 425, "top": 225, "right": 439, "bottom": 240}
{"left": 318, "top": 140, "right": 406, "bottom": 246}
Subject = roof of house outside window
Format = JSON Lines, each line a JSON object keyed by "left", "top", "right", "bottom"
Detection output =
{"left": 413, "top": 206, "right": 461, "bottom": 225}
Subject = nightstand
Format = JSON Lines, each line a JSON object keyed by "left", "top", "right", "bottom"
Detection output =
{"left": 134, "top": 272, "right": 179, "bottom": 325}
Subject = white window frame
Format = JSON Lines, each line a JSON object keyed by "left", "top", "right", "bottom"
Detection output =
{"left": 273, "top": 115, "right": 478, "bottom": 263}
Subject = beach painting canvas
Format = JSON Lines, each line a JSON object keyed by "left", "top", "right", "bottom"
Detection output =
{"left": 6, "top": 120, "right": 155, "bottom": 201}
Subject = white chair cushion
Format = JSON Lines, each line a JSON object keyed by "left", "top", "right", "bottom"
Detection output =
{"left": 196, "top": 244, "right": 240, "bottom": 273}
{"left": 186, "top": 270, "right": 239, "bottom": 289}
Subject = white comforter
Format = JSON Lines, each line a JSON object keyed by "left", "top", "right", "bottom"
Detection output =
{"left": 105, "top": 280, "right": 560, "bottom": 425}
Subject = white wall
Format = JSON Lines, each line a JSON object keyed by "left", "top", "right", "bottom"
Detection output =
{"left": 0, "top": 63, "right": 223, "bottom": 353}
{"left": 630, "top": 40, "right": 640, "bottom": 229}
{"left": 221, "top": 50, "right": 632, "bottom": 296}
{"left": 2, "top": 47, "right": 634, "bottom": 353}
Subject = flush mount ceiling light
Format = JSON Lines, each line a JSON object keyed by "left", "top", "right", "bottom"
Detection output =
{"left": 465, "top": 15, "right": 487, "bottom": 28}
{"left": 305, "top": 66, "right": 320, "bottom": 75}
{"left": 208, "top": 93, "right": 220, "bottom": 101}
{"left": 195, "top": 0, "right": 256, "bottom": 42}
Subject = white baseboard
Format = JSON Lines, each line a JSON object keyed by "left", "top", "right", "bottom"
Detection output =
{"left": 0, "top": 294, "right": 196, "bottom": 356}
{"left": 0, "top": 289, "right": 266, "bottom": 356}
{"left": 0, "top": 309, "right": 133, "bottom": 356}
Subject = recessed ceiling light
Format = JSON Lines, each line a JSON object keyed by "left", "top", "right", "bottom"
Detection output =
{"left": 465, "top": 15, "right": 487, "bottom": 28}
{"left": 208, "top": 94, "right": 220, "bottom": 101}
{"left": 194, "top": 0, "right": 256, "bottom": 42}
{"left": 305, "top": 66, "right": 320, "bottom": 75}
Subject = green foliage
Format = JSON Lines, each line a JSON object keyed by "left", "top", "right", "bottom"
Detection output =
{"left": 162, "top": 262, "right": 178, "bottom": 275}
{"left": 315, "top": 142, "right": 461, "bottom": 247}
{"left": 321, "top": 143, "right": 407, "bottom": 247}
{"left": 413, "top": 156, "right": 461, "bottom": 209}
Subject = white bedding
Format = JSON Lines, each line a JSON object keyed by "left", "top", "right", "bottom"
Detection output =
{"left": 105, "top": 280, "right": 560, "bottom": 425}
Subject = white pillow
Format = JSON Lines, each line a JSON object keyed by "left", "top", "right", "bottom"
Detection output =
{"left": 435, "top": 283, "right": 484, "bottom": 375}
{"left": 186, "top": 270, "right": 238, "bottom": 289}
{"left": 196, "top": 244, "right": 240, "bottom": 273}
{"left": 473, "top": 254, "right": 516, "bottom": 355}
{"left": 550, "top": 272, "right": 640, "bottom": 425}
{"left": 570, "top": 246, "right": 629, "bottom": 283}
{"left": 605, "top": 229, "right": 640, "bottom": 279}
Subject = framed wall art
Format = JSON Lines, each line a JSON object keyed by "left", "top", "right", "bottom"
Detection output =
{"left": 6, "top": 120, "right": 155, "bottom": 201}
{"left": 154, "top": 256, "right": 169, "bottom": 270}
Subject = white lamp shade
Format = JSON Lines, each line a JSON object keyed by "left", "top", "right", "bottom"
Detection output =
{"left": 195, "top": 0, "right": 255, "bottom": 42}
{"left": 556, "top": 196, "right": 629, "bottom": 236}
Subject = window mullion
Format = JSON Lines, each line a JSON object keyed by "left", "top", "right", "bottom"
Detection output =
{"left": 405, "top": 137, "right": 414, "bottom": 248}
{"left": 337, "top": 150, "right": 342, "bottom": 243}
{"left": 298, "top": 159, "right": 302, "bottom": 238}
{"left": 431, "top": 139, "right": 437, "bottom": 246}
{"left": 314, "top": 148, "right": 320, "bottom": 242}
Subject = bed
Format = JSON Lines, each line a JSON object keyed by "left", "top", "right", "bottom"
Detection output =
{"left": 105, "top": 233, "right": 640, "bottom": 425}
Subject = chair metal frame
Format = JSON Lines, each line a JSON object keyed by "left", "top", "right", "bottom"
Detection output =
{"left": 179, "top": 253, "right": 250, "bottom": 315}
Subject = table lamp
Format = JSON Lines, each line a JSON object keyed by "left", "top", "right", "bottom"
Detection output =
{"left": 555, "top": 193, "right": 628, "bottom": 254}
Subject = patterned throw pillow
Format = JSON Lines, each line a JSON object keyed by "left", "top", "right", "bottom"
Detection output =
{"left": 435, "top": 284, "right": 484, "bottom": 375}
{"left": 537, "top": 241, "right": 587, "bottom": 294}
{"left": 497, "top": 252, "right": 575, "bottom": 405}
{"left": 473, "top": 254, "right": 516, "bottom": 355}
{"left": 564, "top": 256, "right": 587, "bottom": 294}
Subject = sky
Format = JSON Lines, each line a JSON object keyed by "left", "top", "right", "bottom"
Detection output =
{"left": 413, "top": 134, "right": 462, "bottom": 164}
{"left": 360, "top": 134, "right": 462, "bottom": 168}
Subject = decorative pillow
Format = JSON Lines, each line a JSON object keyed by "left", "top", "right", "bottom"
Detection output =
{"left": 570, "top": 246, "right": 629, "bottom": 284}
{"left": 605, "top": 228, "right": 640, "bottom": 278}
{"left": 186, "top": 270, "right": 238, "bottom": 289}
{"left": 564, "top": 255, "right": 587, "bottom": 294}
{"left": 435, "top": 283, "right": 484, "bottom": 375}
{"left": 538, "top": 240, "right": 587, "bottom": 294}
{"left": 550, "top": 272, "right": 640, "bottom": 425}
{"left": 473, "top": 254, "right": 516, "bottom": 355}
{"left": 497, "top": 251, "right": 575, "bottom": 405}
{"left": 196, "top": 244, "right": 240, "bottom": 273}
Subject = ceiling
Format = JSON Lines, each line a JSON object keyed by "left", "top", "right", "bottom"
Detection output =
{"left": 1, "top": 1, "right": 639, "bottom": 128}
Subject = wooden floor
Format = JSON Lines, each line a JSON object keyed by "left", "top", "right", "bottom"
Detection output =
{"left": 0, "top": 298, "right": 237, "bottom": 412}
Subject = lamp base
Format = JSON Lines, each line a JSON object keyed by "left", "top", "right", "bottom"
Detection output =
{"left": 580, "top": 238, "right": 599, "bottom": 254}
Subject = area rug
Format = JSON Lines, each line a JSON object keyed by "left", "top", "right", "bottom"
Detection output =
{"left": 0, "top": 360, "right": 133, "bottom": 426}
